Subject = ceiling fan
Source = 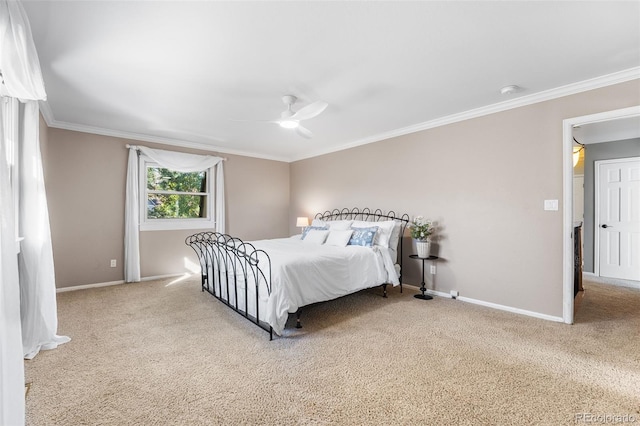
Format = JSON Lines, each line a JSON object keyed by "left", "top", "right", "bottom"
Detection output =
{"left": 242, "top": 95, "right": 328, "bottom": 139}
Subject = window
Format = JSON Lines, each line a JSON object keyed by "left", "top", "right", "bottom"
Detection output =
{"left": 139, "top": 156, "right": 215, "bottom": 231}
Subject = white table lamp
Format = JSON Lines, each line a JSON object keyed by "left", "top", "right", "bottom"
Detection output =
{"left": 296, "top": 217, "right": 309, "bottom": 229}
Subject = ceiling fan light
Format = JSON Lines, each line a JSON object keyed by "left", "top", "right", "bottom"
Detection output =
{"left": 279, "top": 120, "right": 299, "bottom": 129}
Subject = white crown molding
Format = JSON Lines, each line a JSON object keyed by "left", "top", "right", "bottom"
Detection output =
{"left": 290, "top": 67, "right": 640, "bottom": 162}
{"left": 38, "top": 99, "right": 54, "bottom": 125}
{"left": 44, "top": 118, "right": 290, "bottom": 162}
{"left": 40, "top": 67, "right": 639, "bottom": 163}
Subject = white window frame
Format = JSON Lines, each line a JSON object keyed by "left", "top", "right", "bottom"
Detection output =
{"left": 138, "top": 154, "right": 215, "bottom": 231}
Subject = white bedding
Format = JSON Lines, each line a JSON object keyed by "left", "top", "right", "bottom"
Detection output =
{"left": 209, "top": 237, "right": 399, "bottom": 336}
{"left": 258, "top": 238, "right": 399, "bottom": 335}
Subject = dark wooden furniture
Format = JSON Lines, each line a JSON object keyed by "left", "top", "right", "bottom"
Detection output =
{"left": 574, "top": 223, "right": 583, "bottom": 297}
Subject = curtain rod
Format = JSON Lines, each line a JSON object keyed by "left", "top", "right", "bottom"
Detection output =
{"left": 125, "top": 144, "right": 227, "bottom": 161}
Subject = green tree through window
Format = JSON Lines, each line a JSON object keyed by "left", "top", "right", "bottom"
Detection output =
{"left": 146, "top": 167, "right": 207, "bottom": 219}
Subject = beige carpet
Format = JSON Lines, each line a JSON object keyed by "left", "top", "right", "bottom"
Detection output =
{"left": 25, "top": 277, "right": 640, "bottom": 425}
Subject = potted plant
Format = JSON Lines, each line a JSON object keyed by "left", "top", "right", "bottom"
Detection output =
{"left": 408, "top": 216, "right": 433, "bottom": 258}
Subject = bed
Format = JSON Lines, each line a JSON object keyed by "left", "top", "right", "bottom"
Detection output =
{"left": 185, "top": 208, "right": 409, "bottom": 339}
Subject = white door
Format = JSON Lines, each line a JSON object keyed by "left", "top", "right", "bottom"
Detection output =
{"left": 596, "top": 157, "right": 640, "bottom": 281}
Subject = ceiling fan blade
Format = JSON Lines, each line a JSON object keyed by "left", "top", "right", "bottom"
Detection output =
{"left": 296, "top": 125, "right": 313, "bottom": 139}
{"left": 290, "top": 101, "right": 328, "bottom": 121}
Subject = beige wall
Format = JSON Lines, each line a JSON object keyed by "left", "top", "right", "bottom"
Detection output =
{"left": 45, "top": 129, "right": 289, "bottom": 288}
{"left": 44, "top": 79, "right": 639, "bottom": 318}
{"left": 290, "top": 80, "right": 640, "bottom": 319}
{"left": 39, "top": 113, "right": 49, "bottom": 176}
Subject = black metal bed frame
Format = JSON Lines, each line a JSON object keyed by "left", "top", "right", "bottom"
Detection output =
{"left": 313, "top": 207, "right": 410, "bottom": 295}
{"left": 185, "top": 232, "right": 274, "bottom": 339}
{"left": 186, "top": 208, "right": 409, "bottom": 340}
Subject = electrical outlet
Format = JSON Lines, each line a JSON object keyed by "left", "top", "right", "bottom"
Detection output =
{"left": 110, "top": 259, "right": 117, "bottom": 268}
{"left": 430, "top": 264, "right": 436, "bottom": 274}
{"left": 450, "top": 290, "right": 459, "bottom": 299}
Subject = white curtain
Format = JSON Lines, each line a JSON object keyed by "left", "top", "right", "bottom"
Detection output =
{"left": 0, "top": 1, "right": 69, "bottom": 421}
{"left": 125, "top": 145, "right": 225, "bottom": 283}
{"left": 0, "top": 97, "right": 25, "bottom": 426}
{"left": 0, "top": 0, "right": 46, "bottom": 101}
{"left": 19, "top": 101, "right": 70, "bottom": 359}
{"left": 124, "top": 147, "right": 141, "bottom": 283}
{"left": 215, "top": 161, "right": 225, "bottom": 233}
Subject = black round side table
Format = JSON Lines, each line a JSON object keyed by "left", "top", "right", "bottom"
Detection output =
{"left": 409, "top": 254, "right": 439, "bottom": 300}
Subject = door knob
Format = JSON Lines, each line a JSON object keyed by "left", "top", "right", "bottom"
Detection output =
{"left": 601, "top": 224, "right": 612, "bottom": 228}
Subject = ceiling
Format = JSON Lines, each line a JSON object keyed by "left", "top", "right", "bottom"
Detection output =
{"left": 23, "top": 1, "right": 640, "bottom": 162}
{"left": 573, "top": 116, "right": 640, "bottom": 145}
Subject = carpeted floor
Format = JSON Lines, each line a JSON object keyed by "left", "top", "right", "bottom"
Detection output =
{"left": 25, "top": 277, "right": 640, "bottom": 425}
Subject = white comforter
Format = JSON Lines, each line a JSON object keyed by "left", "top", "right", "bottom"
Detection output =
{"left": 250, "top": 237, "right": 399, "bottom": 335}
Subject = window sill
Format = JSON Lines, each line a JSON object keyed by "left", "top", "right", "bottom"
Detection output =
{"left": 140, "top": 220, "right": 215, "bottom": 232}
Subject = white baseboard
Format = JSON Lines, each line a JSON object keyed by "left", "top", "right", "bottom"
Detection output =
{"left": 403, "top": 283, "right": 450, "bottom": 299}
{"left": 456, "top": 296, "right": 564, "bottom": 323}
{"left": 56, "top": 280, "right": 125, "bottom": 293}
{"left": 583, "top": 272, "right": 640, "bottom": 290}
{"left": 56, "top": 273, "right": 187, "bottom": 293}
{"left": 403, "top": 283, "right": 564, "bottom": 323}
{"left": 426, "top": 289, "right": 451, "bottom": 299}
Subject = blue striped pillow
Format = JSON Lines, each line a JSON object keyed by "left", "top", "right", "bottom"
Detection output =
{"left": 302, "top": 225, "right": 329, "bottom": 240}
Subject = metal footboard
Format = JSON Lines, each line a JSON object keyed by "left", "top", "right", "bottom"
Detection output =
{"left": 186, "top": 232, "right": 273, "bottom": 340}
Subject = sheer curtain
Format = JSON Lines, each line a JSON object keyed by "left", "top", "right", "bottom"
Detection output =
{"left": 0, "top": 97, "right": 25, "bottom": 426}
{"left": 0, "top": 0, "right": 69, "bottom": 422}
{"left": 0, "top": 0, "right": 46, "bottom": 101}
{"left": 125, "top": 145, "right": 225, "bottom": 282}
{"left": 19, "top": 101, "right": 70, "bottom": 359}
{"left": 124, "top": 147, "right": 141, "bottom": 283}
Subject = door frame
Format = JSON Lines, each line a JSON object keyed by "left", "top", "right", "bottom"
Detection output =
{"left": 562, "top": 105, "right": 640, "bottom": 324}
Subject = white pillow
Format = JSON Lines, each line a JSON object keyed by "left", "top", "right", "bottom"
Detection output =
{"left": 325, "top": 230, "right": 354, "bottom": 247}
{"left": 387, "top": 221, "right": 403, "bottom": 263}
{"left": 302, "top": 229, "right": 329, "bottom": 244}
{"left": 311, "top": 218, "right": 326, "bottom": 228}
{"left": 329, "top": 220, "right": 354, "bottom": 231}
{"left": 388, "top": 221, "right": 402, "bottom": 250}
{"left": 312, "top": 219, "right": 354, "bottom": 231}
{"left": 352, "top": 220, "right": 396, "bottom": 248}
{"left": 301, "top": 225, "right": 328, "bottom": 239}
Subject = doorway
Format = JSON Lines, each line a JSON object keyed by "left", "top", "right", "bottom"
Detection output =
{"left": 562, "top": 105, "right": 640, "bottom": 324}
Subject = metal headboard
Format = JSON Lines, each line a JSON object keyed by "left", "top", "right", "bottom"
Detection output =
{"left": 313, "top": 207, "right": 410, "bottom": 288}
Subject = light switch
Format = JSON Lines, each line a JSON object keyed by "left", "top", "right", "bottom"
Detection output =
{"left": 544, "top": 199, "right": 559, "bottom": 211}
